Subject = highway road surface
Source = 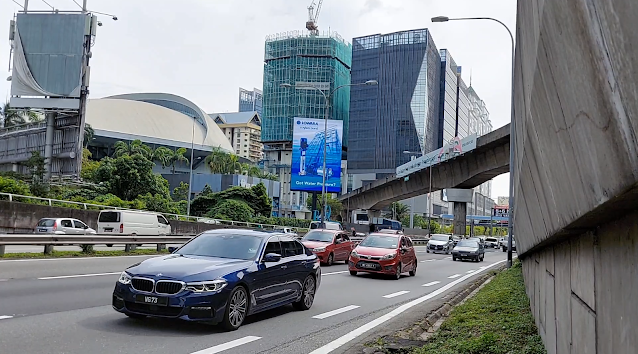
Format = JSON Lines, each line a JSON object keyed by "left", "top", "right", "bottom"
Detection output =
{"left": 0, "top": 246, "right": 507, "bottom": 354}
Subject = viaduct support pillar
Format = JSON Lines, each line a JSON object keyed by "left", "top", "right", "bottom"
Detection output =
{"left": 43, "top": 112, "right": 56, "bottom": 181}
{"left": 453, "top": 202, "right": 467, "bottom": 236}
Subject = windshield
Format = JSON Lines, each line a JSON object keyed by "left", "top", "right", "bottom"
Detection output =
{"left": 359, "top": 235, "right": 398, "bottom": 249}
{"left": 37, "top": 219, "right": 55, "bottom": 227}
{"left": 456, "top": 240, "right": 479, "bottom": 248}
{"left": 431, "top": 235, "right": 449, "bottom": 241}
{"left": 485, "top": 238, "right": 497, "bottom": 242}
{"left": 99, "top": 211, "right": 120, "bottom": 223}
{"left": 176, "top": 234, "right": 262, "bottom": 260}
{"left": 302, "top": 231, "right": 334, "bottom": 243}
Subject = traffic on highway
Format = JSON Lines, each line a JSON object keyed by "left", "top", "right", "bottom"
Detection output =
{"left": 0, "top": 228, "right": 508, "bottom": 354}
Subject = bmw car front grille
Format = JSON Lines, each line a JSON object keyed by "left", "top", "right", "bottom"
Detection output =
{"left": 131, "top": 278, "right": 154, "bottom": 292}
{"left": 155, "top": 280, "right": 184, "bottom": 295}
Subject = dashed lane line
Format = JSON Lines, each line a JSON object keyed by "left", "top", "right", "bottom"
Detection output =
{"left": 382, "top": 291, "right": 410, "bottom": 299}
{"left": 448, "top": 274, "right": 462, "bottom": 279}
{"left": 321, "top": 271, "right": 349, "bottom": 276}
{"left": 0, "top": 255, "right": 155, "bottom": 263}
{"left": 189, "top": 336, "right": 261, "bottom": 354}
{"left": 466, "top": 270, "right": 476, "bottom": 273}
{"left": 38, "top": 272, "right": 120, "bottom": 280}
{"left": 312, "top": 305, "right": 360, "bottom": 320}
{"left": 422, "top": 281, "right": 441, "bottom": 287}
{"left": 0, "top": 316, "right": 13, "bottom": 320}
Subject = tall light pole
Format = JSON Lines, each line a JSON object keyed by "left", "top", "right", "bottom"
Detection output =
{"left": 432, "top": 15, "right": 516, "bottom": 267}
{"left": 186, "top": 118, "right": 196, "bottom": 218}
{"left": 280, "top": 80, "right": 378, "bottom": 228}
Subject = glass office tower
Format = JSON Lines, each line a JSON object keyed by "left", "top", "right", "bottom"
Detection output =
{"left": 348, "top": 29, "right": 441, "bottom": 177}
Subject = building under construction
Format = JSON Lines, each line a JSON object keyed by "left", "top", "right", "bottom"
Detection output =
{"left": 261, "top": 30, "right": 352, "bottom": 218}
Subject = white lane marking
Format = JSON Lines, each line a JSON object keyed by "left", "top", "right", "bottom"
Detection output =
{"left": 466, "top": 270, "right": 476, "bottom": 273}
{"left": 382, "top": 291, "right": 410, "bottom": 299}
{"left": 0, "top": 316, "right": 13, "bottom": 320}
{"left": 420, "top": 259, "right": 436, "bottom": 263}
{"left": 312, "top": 305, "right": 360, "bottom": 320}
{"left": 445, "top": 257, "right": 452, "bottom": 259}
{"left": 322, "top": 271, "right": 349, "bottom": 276}
{"left": 308, "top": 260, "right": 506, "bottom": 354}
{"left": 422, "top": 281, "right": 441, "bottom": 287}
{"left": 448, "top": 274, "right": 462, "bottom": 279}
{"left": 38, "top": 272, "right": 120, "bottom": 280}
{"left": 189, "top": 336, "right": 261, "bottom": 354}
{"left": 0, "top": 255, "right": 155, "bottom": 263}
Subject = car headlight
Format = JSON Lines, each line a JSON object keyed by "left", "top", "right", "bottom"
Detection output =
{"left": 118, "top": 271, "right": 132, "bottom": 285}
{"left": 351, "top": 250, "right": 359, "bottom": 258}
{"left": 381, "top": 253, "right": 396, "bottom": 260}
{"left": 313, "top": 247, "right": 326, "bottom": 252}
{"left": 185, "top": 279, "right": 227, "bottom": 293}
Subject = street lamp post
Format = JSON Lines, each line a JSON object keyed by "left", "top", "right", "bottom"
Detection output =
{"left": 432, "top": 15, "right": 516, "bottom": 268}
{"left": 280, "top": 80, "right": 378, "bottom": 228}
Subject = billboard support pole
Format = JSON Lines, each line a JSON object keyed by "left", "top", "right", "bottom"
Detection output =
{"left": 43, "top": 112, "right": 55, "bottom": 181}
{"left": 311, "top": 192, "right": 318, "bottom": 220}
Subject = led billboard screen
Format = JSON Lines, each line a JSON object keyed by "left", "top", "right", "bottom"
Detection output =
{"left": 291, "top": 118, "right": 343, "bottom": 193}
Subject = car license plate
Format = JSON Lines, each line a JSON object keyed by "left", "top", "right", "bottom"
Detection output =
{"left": 38, "top": 228, "right": 47, "bottom": 232}
{"left": 361, "top": 263, "right": 376, "bottom": 269}
{"left": 135, "top": 294, "right": 168, "bottom": 306}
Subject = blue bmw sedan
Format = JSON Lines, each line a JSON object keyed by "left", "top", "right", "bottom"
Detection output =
{"left": 112, "top": 229, "right": 321, "bottom": 330}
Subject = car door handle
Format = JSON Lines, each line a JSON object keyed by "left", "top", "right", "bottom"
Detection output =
{"left": 280, "top": 265, "right": 288, "bottom": 269}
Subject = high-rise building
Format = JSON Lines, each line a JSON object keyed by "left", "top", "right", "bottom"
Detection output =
{"left": 211, "top": 112, "right": 263, "bottom": 162}
{"left": 261, "top": 31, "right": 352, "bottom": 218}
{"left": 348, "top": 29, "right": 441, "bottom": 188}
{"left": 438, "top": 50, "right": 471, "bottom": 148}
{"left": 238, "top": 88, "right": 263, "bottom": 116}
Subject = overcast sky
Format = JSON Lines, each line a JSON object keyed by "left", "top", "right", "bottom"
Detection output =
{"left": 0, "top": 0, "right": 516, "bottom": 200}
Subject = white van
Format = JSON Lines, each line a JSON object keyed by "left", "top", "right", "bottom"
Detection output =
{"left": 309, "top": 221, "right": 344, "bottom": 231}
{"left": 97, "top": 210, "right": 171, "bottom": 236}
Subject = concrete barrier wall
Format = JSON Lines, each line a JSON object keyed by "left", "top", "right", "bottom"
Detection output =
{"left": 0, "top": 201, "right": 301, "bottom": 236}
{"left": 515, "top": 0, "right": 638, "bottom": 353}
{"left": 522, "top": 210, "right": 638, "bottom": 354}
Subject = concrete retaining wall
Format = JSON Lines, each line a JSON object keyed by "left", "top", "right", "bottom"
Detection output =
{"left": 522, "top": 210, "right": 638, "bottom": 354}
{"left": 515, "top": 0, "right": 638, "bottom": 353}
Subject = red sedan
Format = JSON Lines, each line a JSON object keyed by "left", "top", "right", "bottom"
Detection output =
{"left": 301, "top": 229, "right": 355, "bottom": 266}
{"left": 348, "top": 233, "right": 417, "bottom": 280}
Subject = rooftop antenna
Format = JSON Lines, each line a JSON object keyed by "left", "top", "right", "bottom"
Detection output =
{"left": 306, "top": 0, "right": 324, "bottom": 35}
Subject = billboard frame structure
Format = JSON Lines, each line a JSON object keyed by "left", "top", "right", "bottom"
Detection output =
{"left": 290, "top": 117, "right": 344, "bottom": 194}
{"left": 4, "top": 6, "right": 99, "bottom": 180}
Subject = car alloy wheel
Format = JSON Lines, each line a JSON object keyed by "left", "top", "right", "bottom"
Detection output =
{"left": 222, "top": 286, "right": 248, "bottom": 331}
{"left": 293, "top": 275, "right": 316, "bottom": 310}
{"left": 327, "top": 253, "right": 334, "bottom": 266}
{"left": 409, "top": 264, "right": 416, "bottom": 277}
{"left": 394, "top": 263, "right": 402, "bottom": 280}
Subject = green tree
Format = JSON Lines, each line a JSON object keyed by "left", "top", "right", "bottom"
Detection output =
{"left": 80, "top": 148, "right": 101, "bottom": 182}
{"left": 206, "top": 199, "right": 253, "bottom": 222}
{"left": 1, "top": 102, "right": 40, "bottom": 128}
{"left": 83, "top": 123, "right": 94, "bottom": 148}
{"left": 385, "top": 202, "right": 410, "bottom": 221}
{"left": 205, "top": 147, "right": 232, "bottom": 174}
{"left": 153, "top": 147, "right": 189, "bottom": 173}
{"left": 94, "top": 154, "right": 169, "bottom": 200}
{"left": 0, "top": 175, "right": 31, "bottom": 195}
{"left": 113, "top": 140, "right": 153, "bottom": 159}
{"left": 24, "top": 151, "right": 48, "bottom": 197}
{"left": 305, "top": 194, "right": 343, "bottom": 217}
{"left": 172, "top": 181, "right": 189, "bottom": 202}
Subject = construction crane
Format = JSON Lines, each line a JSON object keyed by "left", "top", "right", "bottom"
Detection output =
{"left": 306, "top": 0, "right": 324, "bottom": 35}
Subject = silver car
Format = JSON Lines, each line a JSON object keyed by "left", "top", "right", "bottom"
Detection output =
{"left": 35, "top": 218, "right": 96, "bottom": 235}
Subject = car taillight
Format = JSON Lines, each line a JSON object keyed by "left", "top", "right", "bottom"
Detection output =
{"left": 52, "top": 221, "right": 57, "bottom": 231}
{"left": 119, "top": 223, "right": 123, "bottom": 233}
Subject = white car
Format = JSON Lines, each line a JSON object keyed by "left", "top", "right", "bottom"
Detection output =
{"left": 426, "top": 234, "right": 454, "bottom": 254}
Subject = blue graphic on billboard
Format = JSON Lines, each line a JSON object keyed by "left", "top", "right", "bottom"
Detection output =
{"left": 291, "top": 118, "right": 343, "bottom": 193}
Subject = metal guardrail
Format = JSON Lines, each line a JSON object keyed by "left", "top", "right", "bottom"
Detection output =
{"left": 0, "top": 234, "right": 195, "bottom": 256}
{"left": 0, "top": 192, "right": 310, "bottom": 232}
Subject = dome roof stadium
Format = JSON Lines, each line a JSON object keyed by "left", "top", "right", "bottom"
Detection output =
{"left": 86, "top": 99, "right": 233, "bottom": 152}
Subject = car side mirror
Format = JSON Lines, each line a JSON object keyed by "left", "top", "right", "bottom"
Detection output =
{"left": 263, "top": 253, "right": 282, "bottom": 262}
{"left": 84, "top": 225, "right": 88, "bottom": 229}
{"left": 168, "top": 247, "right": 177, "bottom": 253}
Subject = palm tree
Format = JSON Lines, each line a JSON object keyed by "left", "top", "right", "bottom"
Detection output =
{"left": 386, "top": 202, "right": 410, "bottom": 221}
{"left": 168, "top": 147, "right": 189, "bottom": 173}
{"left": 113, "top": 139, "right": 153, "bottom": 159}
{"left": 205, "top": 147, "right": 229, "bottom": 174}
{"left": 1, "top": 102, "right": 40, "bottom": 128}
{"left": 228, "top": 154, "right": 242, "bottom": 174}
{"left": 152, "top": 146, "right": 173, "bottom": 169}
